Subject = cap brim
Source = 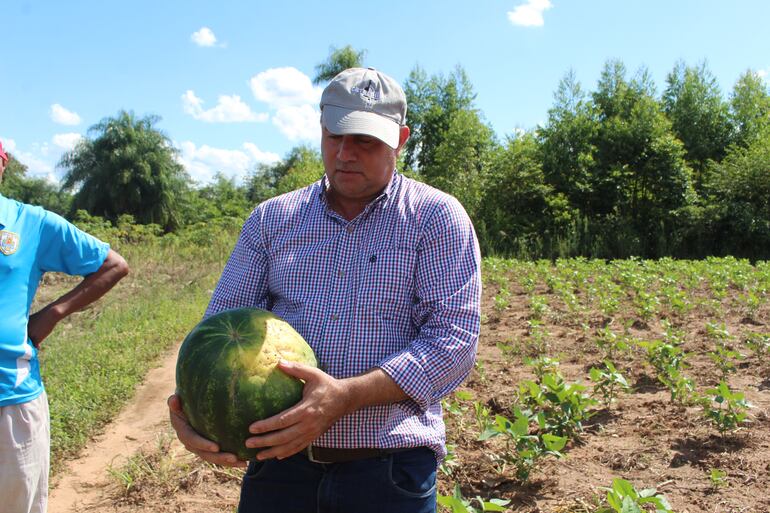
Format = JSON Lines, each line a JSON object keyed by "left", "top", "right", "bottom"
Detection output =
{"left": 322, "top": 106, "right": 400, "bottom": 149}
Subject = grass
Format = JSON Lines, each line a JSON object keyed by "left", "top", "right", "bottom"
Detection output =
{"left": 107, "top": 432, "right": 190, "bottom": 496}
{"left": 106, "top": 430, "right": 243, "bottom": 511}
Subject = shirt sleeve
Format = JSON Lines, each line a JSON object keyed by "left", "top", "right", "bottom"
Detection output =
{"left": 377, "top": 197, "right": 482, "bottom": 413}
{"left": 205, "top": 207, "right": 270, "bottom": 318}
{"left": 36, "top": 210, "right": 110, "bottom": 276}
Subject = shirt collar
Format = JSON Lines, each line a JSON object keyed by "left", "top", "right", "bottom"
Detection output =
{"left": 319, "top": 170, "right": 401, "bottom": 208}
{"left": 381, "top": 171, "right": 400, "bottom": 203}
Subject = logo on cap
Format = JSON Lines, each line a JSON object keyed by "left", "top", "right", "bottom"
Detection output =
{"left": 351, "top": 80, "right": 381, "bottom": 110}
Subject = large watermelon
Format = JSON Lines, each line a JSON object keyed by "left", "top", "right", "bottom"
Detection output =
{"left": 175, "top": 307, "right": 317, "bottom": 460}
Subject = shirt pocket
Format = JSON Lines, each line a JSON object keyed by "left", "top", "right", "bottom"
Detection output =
{"left": 357, "top": 243, "right": 418, "bottom": 337}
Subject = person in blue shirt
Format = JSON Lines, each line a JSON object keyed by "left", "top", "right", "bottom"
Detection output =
{"left": 0, "top": 140, "right": 130, "bottom": 513}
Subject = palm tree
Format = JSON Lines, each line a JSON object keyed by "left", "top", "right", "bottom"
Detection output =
{"left": 59, "top": 110, "right": 189, "bottom": 231}
{"left": 313, "top": 45, "right": 367, "bottom": 84}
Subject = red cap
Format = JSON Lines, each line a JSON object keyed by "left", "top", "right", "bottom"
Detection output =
{"left": 0, "top": 141, "right": 7, "bottom": 163}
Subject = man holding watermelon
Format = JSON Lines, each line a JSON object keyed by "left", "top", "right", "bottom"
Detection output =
{"left": 0, "top": 140, "right": 130, "bottom": 513}
{"left": 169, "top": 67, "right": 481, "bottom": 513}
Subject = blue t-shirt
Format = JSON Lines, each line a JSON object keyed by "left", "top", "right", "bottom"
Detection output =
{"left": 0, "top": 194, "right": 109, "bottom": 406}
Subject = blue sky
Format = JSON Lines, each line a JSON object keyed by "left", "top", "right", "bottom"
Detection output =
{"left": 2, "top": 0, "right": 768, "bottom": 185}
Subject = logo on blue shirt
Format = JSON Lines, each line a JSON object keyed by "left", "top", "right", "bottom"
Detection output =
{"left": 0, "top": 230, "right": 20, "bottom": 255}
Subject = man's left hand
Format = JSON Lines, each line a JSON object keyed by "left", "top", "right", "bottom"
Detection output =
{"left": 245, "top": 361, "right": 353, "bottom": 460}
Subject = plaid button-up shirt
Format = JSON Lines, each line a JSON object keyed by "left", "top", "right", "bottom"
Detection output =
{"left": 206, "top": 172, "right": 481, "bottom": 461}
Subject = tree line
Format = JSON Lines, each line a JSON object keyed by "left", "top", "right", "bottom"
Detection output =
{"left": 3, "top": 51, "right": 769, "bottom": 260}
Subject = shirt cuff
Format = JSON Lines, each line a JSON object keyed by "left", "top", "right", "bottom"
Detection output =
{"left": 378, "top": 350, "right": 433, "bottom": 414}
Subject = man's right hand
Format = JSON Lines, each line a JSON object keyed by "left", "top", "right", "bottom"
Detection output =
{"left": 167, "top": 394, "right": 247, "bottom": 467}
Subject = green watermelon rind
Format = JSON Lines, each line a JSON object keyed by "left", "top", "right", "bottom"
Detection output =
{"left": 175, "top": 307, "right": 317, "bottom": 460}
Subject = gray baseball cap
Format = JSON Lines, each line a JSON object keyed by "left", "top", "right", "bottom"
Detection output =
{"left": 320, "top": 67, "right": 407, "bottom": 149}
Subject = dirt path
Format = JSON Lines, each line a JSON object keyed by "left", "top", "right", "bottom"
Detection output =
{"left": 48, "top": 343, "right": 181, "bottom": 512}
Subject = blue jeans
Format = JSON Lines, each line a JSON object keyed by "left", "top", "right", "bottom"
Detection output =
{"left": 237, "top": 447, "right": 437, "bottom": 513}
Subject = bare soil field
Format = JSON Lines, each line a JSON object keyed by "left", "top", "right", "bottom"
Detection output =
{"left": 48, "top": 259, "right": 770, "bottom": 513}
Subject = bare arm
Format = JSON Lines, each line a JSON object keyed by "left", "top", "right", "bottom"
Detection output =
{"left": 27, "top": 249, "right": 129, "bottom": 348}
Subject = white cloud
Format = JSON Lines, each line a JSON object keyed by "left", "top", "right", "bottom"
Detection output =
{"left": 52, "top": 132, "right": 83, "bottom": 151}
{"left": 249, "top": 67, "right": 322, "bottom": 107}
{"left": 50, "top": 104, "right": 82, "bottom": 126}
{"left": 191, "top": 27, "right": 217, "bottom": 47}
{"left": 182, "top": 90, "right": 268, "bottom": 123}
{"left": 0, "top": 138, "right": 57, "bottom": 180}
{"left": 507, "top": 0, "right": 553, "bottom": 27}
{"left": 247, "top": 67, "right": 322, "bottom": 143}
{"left": 758, "top": 68, "right": 769, "bottom": 79}
{"left": 272, "top": 105, "right": 321, "bottom": 142}
{"left": 175, "top": 141, "right": 280, "bottom": 184}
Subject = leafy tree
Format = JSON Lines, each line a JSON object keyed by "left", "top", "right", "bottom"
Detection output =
{"left": 59, "top": 111, "right": 189, "bottom": 231}
{"left": 662, "top": 61, "right": 732, "bottom": 184}
{"left": 313, "top": 45, "right": 367, "bottom": 84}
{"left": 706, "top": 125, "right": 770, "bottom": 258}
{"left": 537, "top": 60, "right": 696, "bottom": 257}
{"left": 247, "top": 145, "right": 324, "bottom": 203}
{"left": 400, "top": 65, "right": 498, "bottom": 227}
{"left": 539, "top": 70, "right": 600, "bottom": 215}
{"left": 428, "top": 109, "right": 495, "bottom": 222}
{"left": 402, "top": 65, "right": 479, "bottom": 175}
{"left": 182, "top": 173, "right": 252, "bottom": 224}
{"left": 0, "top": 153, "right": 71, "bottom": 214}
{"left": 0, "top": 152, "right": 28, "bottom": 190}
{"left": 400, "top": 66, "right": 433, "bottom": 172}
{"left": 589, "top": 60, "right": 649, "bottom": 217}
{"left": 592, "top": 60, "right": 652, "bottom": 121}
{"left": 480, "top": 132, "right": 574, "bottom": 255}
{"left": 729, "top": 70, "right": 770, "bottom": 148}
{"left": 595, "top": 63, "right": 694, "bottom": 256}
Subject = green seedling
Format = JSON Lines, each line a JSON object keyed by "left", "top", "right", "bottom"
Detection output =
{"left": 493, "top": 287, "right": 511, "bottom": 313}
{"left": 529, "top": 294, "right": 549, "bottom": 320}
{"left": 437, "top": 483, "right": 510, "bottom": 513}
{"left": 589, "top": 360, "right": 631, "bottom": 408}
{"left": 596, "top": 477, "right": 675, "bottom": 513}
{"left": 744, "top": 332, "right": 770, "bottom": 364}
{"left": 708, "top": 468, "right": 728, "bottom": 490}
{"left": 708, "top": 342, "right": 743, "bottom": 380}
{"left": 477, "top": 409, "right": 568, "bottom": 482}
{"left": 439, "top": 444, "right": 459, "bottom": 477}
{"left": 519, "top": 370, "right": 596, "bottom": 439}
{"left": 701, "top": 382, "right": 751, "bottom": 436}
{"left": 594, "top": 327, "right": 629, "bottom": 361}
{"left": 638, "top": 339, "right": 695, "bottom": 404}
{"left": 525, "top": 355, "right": 560, "bottom": 379}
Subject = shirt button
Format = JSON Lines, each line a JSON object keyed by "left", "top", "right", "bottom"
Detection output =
{"left": 346, "top": 225, "right": 354, "bottom": 233}
{"left": 338, "top": 270, "right": 345, "bottom": 278}
{"left": 331, "top": 314, "right": 339, "bottom": 321}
